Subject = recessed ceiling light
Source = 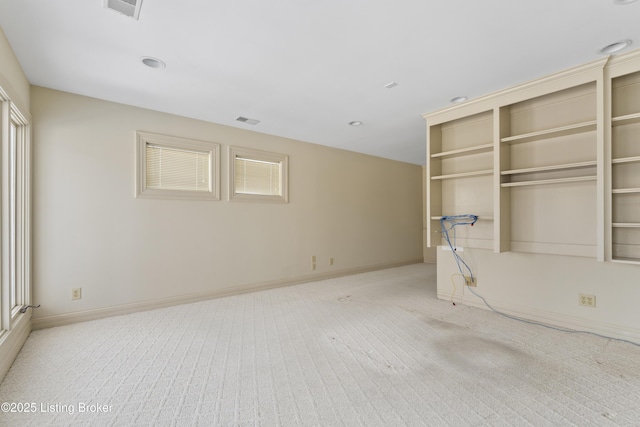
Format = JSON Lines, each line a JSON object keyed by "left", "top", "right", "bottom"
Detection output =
{"left": 614, "top": 0, "right": 638, "bottom": 5}
{"left": 600, "top": 39, "right": 632, "bottom": 55}
{"left": 141, "top": 56, "right": 165, "bottom": 69}
{"left": 450, "top": 96, "right": 468, "bottom": 104}
{"left": 349, "top": 121, "right": 363, "bottom": 126}
{"left": 384, "top": 82, "right": 398, "bottom": 89}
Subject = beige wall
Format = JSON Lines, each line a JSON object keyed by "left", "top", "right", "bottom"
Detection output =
{"left": 31, "top": 87, "right": 424, "bottom": 324}
{"left": 0, "top": 27, "right": 29, "bottom": 112}
{"left": 437, "top": 247, "right": 640, "bottom": 342}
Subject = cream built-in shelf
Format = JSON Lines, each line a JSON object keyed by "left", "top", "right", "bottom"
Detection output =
{"left": 424, "top": 51, "right": 640, "bottom": 262}
{"left": 430, "top": 216, "right": 494, "bottom": 221}
{"left": 501, "top": 161, "right": 596, "bottom": 176}
{"left": 612, "top": 258, "right": 640, "bottom": 265}
{"left": 612, "top": 188, "right": 640, "bottom": 194}
{"left": 431, "top": 170, "right": 493, "bottom": 180}
{"left": 612, "top": 112, "right": 640, "bottom": 126}
{"left": 501, "top": 175, "right": 596, "bottom": 188}
{"left": 612, "top": 156, "right": 640, "bottom": 164}
{"left": 431, "top": 143, "right": 493, "bottom": 159}
{"left": 501, "top": 120, "right": 597, "bottom": 144}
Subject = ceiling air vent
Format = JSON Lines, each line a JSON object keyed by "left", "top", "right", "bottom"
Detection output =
{"left": 104, "top": 0, "right": 143, "bottom": 20}
{"left": 235, "top": 116, "right": 260, "bottom": 125}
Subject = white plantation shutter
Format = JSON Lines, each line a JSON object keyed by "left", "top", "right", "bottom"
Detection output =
{"left": 234, "top": 157, "right": 281, "bottom": 195}
{"left": 146, "top": 144, "right": 210, "bottom": 192}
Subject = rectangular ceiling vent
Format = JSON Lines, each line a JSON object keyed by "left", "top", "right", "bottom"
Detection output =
{"left": 104, "top": 0, "right": 143, "bottom": 20}
{"left": 235, "top": 116, "right": 260, "bottom": 125}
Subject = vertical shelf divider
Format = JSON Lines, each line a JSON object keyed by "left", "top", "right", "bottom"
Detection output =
{"left": 494, "top": 106, "right": 511, "bottom": 253}
{"left": 602, "top": 64, "right": 612, "bottom": 262}
{"left": 426, "top": 124, "right": 442, "bottom": 248}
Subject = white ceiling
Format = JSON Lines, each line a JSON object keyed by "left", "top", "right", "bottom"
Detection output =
{"left": 0, "top": 0, "right": 638, "bottom": 165}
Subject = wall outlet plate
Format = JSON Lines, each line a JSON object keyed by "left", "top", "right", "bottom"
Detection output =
{"left": 464, "top": 276, "right": 477, "bottom": 287}
{"left": 579, "top": 293, "right": 596, "bottom": 307}
{"left": 72, "top": 288, "right": 82, "bottom": 300}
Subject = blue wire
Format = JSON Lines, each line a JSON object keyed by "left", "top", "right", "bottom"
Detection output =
{"left": 440, "top": 215, "right": 478, "bottom": 282}
{"left": 439, "top": 214, "right": 640, "bottom": 348}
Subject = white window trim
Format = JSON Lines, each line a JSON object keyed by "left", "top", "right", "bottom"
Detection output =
{"left": 1, "top": 93, "right": 31, "bottom": 331}
{"left": 228, "top": 146, "right": 289, "bottom": 203}
{"left": 136, "top": 131, "right": 220, "bottom": 201}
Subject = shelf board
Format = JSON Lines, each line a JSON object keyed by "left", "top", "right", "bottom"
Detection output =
{"left": 501, "top": 161, "right": 596, "bottom": 176}
{"left": 612, "top": 112, "right": 640, "bottom": 127}
{"left": 612, "top": 156, "right": 640, "bottom": 164}
{"left": 501, "top": 175, "right": 596, "bottom": 188}
{"left": 501, "top": 120, "right": 596, "bottom": 144}
{"left": 612, "top": 188, "right": 640, "bottom": 194}
{"left": 431, "top": 143, "right": 493, "bottom": 159}
{"left": 612, "top": 223, "right": 640, "bottom": 228}
{"left": 431, "top": 216, "right": 494, "bottom": 221}
{"left": 612, "top": 258, "right": 640, "bottom": 265}
{"left": 431, "top": 169, "right": 493, "bottom": 180}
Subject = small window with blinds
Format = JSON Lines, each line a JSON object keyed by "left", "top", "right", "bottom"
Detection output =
{"left": 136, "top": 132, "right": 220, "bottom": 200}
{"left": 229, "top": 146, "right": 289, "bottom": 203}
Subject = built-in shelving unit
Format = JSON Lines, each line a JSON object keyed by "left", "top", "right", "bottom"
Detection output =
{"left": 424, "top": 57, "right": 610, "bottom": 260}
{"left": 426, "top": 110, "right": 494, "bottom": 250}
{"left": 498, "top": 82, "right": 598, "bottom": 257}
{"left": 610, "top": 69, "right": 640, "bottom": 263}
{"left": 425, "top": 52, "right": 640, "bottom": 265}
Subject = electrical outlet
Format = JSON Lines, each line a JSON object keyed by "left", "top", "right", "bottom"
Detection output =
{"left": 312, "top": 255, "right": 316, "bottom": 271}
{"left": 579, "top": 293, "right": 596, "bottom": 308}
{"left": 330, "top": 257, "right": 334, "bottom": 266}
{"left": 72, "top": 288, "right": 82, "bottom": 300}
{"left": 463, "top": 276, "right": 477, "bottom": 287}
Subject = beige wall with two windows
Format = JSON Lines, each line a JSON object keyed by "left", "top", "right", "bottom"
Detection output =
{"left": 30, "top": 86, "right": 424, "bottom": 325}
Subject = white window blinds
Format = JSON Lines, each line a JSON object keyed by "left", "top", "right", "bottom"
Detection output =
{"left": 146, "top": 144, "right": 210, "bottom": 192}
{"left": 228, "top": 146, "right": 288, "bottom": 203}
{"left": 136, "top": 132, "right": 220, "bottom": 200}
{"left": 234, "top": 157, "right": 281, "bottom": 196}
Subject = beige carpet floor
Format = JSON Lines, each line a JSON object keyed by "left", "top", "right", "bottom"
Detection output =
{"left": 1, "top": 263, "right": 639, "bottom": 426}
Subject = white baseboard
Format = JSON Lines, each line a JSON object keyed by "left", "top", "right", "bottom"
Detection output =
{"left": 0, "top": 314, "right": 31, "bottom": 382}
{"left": 33, "top": 259, "right": 424, "bottom": 330}
{"left": 437, "top": 290, "right": 640, "bottom": 345}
